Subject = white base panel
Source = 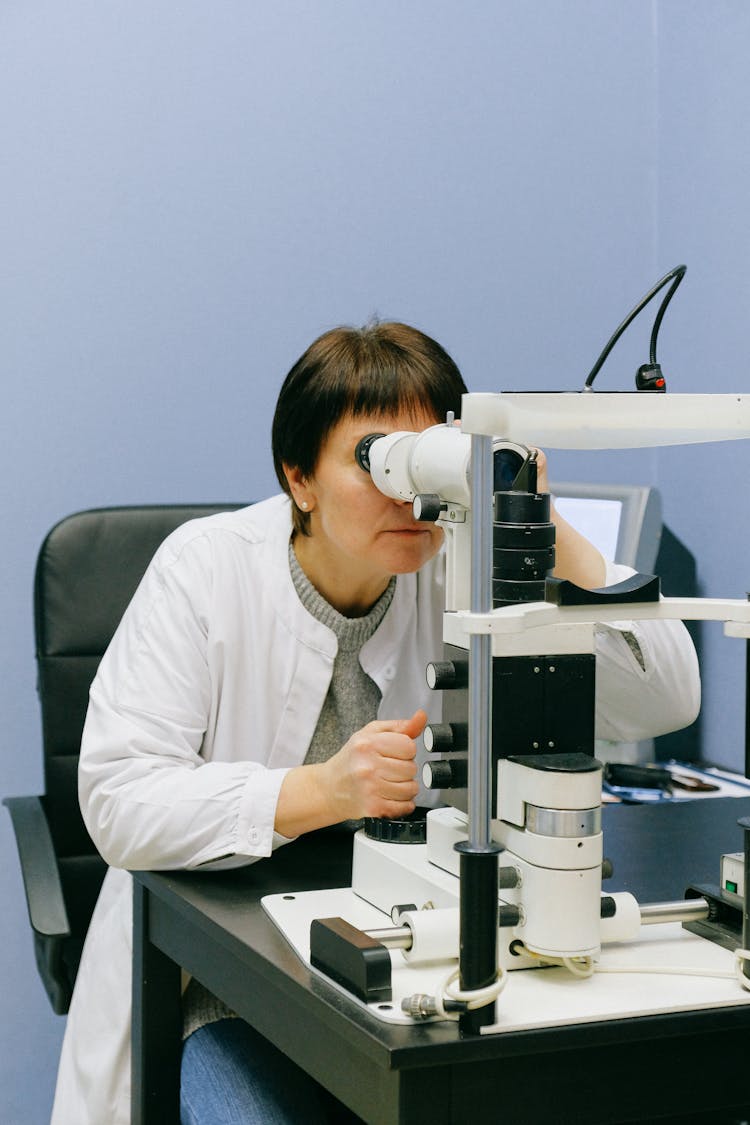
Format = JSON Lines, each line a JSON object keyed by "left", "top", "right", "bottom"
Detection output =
{"left": 262, "top": 884, "right": 750, "bottom": 1030}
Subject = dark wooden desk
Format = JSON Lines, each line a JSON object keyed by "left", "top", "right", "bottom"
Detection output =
{"left": 133, "top": 798, "right": 750, "bottom": 1125}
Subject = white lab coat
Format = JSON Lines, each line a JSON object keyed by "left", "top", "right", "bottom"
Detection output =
{"left": 51, "top": 494, "right": 700, "bottom": 1124}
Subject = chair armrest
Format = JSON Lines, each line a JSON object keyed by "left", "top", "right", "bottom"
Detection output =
{"left": 3, "top": 795, "right": 70, "bottom": 938}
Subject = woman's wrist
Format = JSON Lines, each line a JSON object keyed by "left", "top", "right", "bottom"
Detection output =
{"left": 275, "top": 762, "right": 337, "bottom": 838}
{"left": 552, "top": 512, "right": 606, "bottom": 589}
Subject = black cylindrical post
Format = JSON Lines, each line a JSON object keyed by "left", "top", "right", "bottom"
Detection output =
{"left": 456, "top": 842, "right": 500, "bottom": 1034}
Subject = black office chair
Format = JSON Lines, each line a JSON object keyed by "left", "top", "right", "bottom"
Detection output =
{"left": 4, "top": 504, "right": 243, "bottom": 1014}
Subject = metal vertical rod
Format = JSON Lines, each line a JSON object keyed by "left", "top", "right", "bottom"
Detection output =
{"left": 458, "top": 431, "right": 500, "bottom": 1034}
{"left": 468, "top": 432, "right": 493, "bottom": 848}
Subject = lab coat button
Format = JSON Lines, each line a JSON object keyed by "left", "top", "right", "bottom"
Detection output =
{"left": 248, "top": 828, "right": 259, "bottom": 844}
{"left": 384, "top": 665, "right": 396, "bottom": 680}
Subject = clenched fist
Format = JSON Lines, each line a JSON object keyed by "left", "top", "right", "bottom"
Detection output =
{"left": 275, "top": 710, "right": 427, "bottom": 838}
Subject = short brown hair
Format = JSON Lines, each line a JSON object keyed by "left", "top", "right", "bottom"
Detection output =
{"left": 272, "top": 321, "right": 468, "bottom": 535}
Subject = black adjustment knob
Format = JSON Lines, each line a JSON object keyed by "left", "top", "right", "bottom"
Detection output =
{"left": 423, "top": 722, "right": 468, "bottom": 753}
{"left": 600, "top": 896, "right": 617, "bottom": 919}
{"left": 498, "top": 865, "right": 521, "bottom": 890}
{"left": 425, "top": 660, "right": 468, "bottom": 690}
{"left": 363, "top": 807, "right": 428, "bottom": 844}
{"left": 498, "top": 904, "right": 522, "bottom": 928}
{"left": 422, "top": 758, "right": 468, "bottom": 790}
{"left": 413, "top": 493, "right": 445, "bottom": 522}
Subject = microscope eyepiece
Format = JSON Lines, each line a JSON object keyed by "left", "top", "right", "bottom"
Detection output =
{"left": 493, "top": 446, "right": 526, "bottom": 491}
{"left": 354, "top": 432, "right": 385, "bottom": 473}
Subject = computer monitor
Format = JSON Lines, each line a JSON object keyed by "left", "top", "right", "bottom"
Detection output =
{"left": 550, "top": 482, "right": 662, "bottom": 573}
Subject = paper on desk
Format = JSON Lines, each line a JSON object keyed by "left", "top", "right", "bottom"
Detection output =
{"left": 665, "top": 761, "right": 750, "bottom": 799}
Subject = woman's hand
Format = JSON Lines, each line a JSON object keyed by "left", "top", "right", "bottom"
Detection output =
{"left": 319, "top": 710, "right": 426, "bottom": 820}
{"left": 534, "top": 447, "right": 550, "bottom": 493}
{"left": 535, "top": 446, "right": 607, "bottom": 589}
{"left": 275, "top": 710, "right": 427, "bottom": 837}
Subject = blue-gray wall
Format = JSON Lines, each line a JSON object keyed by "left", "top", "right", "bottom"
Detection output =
{"left": 655, "top": 1, "right": 750, "bottom": 779}
{"left": 2, "top": 3, "right": 748, "bottom": 1120}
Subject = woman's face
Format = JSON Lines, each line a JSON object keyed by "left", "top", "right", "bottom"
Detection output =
{"left": 286, "top": 408, "right": 444, "bottom": 612}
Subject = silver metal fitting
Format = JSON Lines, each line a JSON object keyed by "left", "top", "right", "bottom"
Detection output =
{"left": 401, "top": 993, "right": 439, "bottom": 1020}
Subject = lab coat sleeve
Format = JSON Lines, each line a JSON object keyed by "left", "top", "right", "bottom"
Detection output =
{"left": 78, "top": 531, "right": 294, "bottom": 872}
{"left": 593, "top": 560, "right": 701, "bottom": 742}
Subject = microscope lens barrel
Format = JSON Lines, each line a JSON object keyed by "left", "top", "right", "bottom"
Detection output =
{"left": 493, "top": 546, "right": 556, "bottom": 580}
{"left": 494, "top": 491, "right": 551, "bottom": 523}
{"left": 492, "top": 487, "right": 556, "bottom": 607}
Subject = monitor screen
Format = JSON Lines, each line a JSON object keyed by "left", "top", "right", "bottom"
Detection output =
{"left": 552, "top": 496, "right": 623, "bottom": 562}
{"left": 549, "top": 482, "right": 662, "bottom": 572}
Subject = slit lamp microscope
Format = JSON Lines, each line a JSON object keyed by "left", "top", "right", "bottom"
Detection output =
{"left": 290, "top": 389, "right": 750, "bottom": 1035}
{"left": 266, "top": 270, "right": 750, "bottom": 1032}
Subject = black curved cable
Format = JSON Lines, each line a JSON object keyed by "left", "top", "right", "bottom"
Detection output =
{"left": 583, "top": 264, "right": 687, "bottom": 389}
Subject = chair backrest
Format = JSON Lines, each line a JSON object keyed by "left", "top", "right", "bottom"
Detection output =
{"left": 33, "top": 503, "right": 244, "bottom": 1003}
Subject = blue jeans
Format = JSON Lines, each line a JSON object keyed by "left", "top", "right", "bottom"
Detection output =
{"left": 180, "top": 1018, "right": 363, "bottom": 1125}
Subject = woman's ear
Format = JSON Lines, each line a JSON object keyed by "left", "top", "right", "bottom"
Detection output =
{"left": 283, "top": 464, "right": 315, "bottom": 513}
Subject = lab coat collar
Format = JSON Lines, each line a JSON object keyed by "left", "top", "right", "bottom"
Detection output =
{"left": 260, "top": 496, "right": 338, "bottom": 660}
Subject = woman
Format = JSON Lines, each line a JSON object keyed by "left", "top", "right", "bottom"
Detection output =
{"left": 51, "top": 321, "right": 700, "bottom": 1124}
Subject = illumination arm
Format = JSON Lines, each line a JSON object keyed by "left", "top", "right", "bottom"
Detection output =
{"left": 460, "top": 392, "right": 750, "bottom": 449}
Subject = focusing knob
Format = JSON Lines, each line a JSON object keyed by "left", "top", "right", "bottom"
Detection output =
{"left": 423, "top": 722, "right": 468, "bottom": 753}
{"left": 413, "top": 493, "right": 445, "bottom": 522}
{"left": 425, "top": 660, "right": 468, "bottom": 690}
{"left": 422, "top": 758, "right": 468, "bottom": 790}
